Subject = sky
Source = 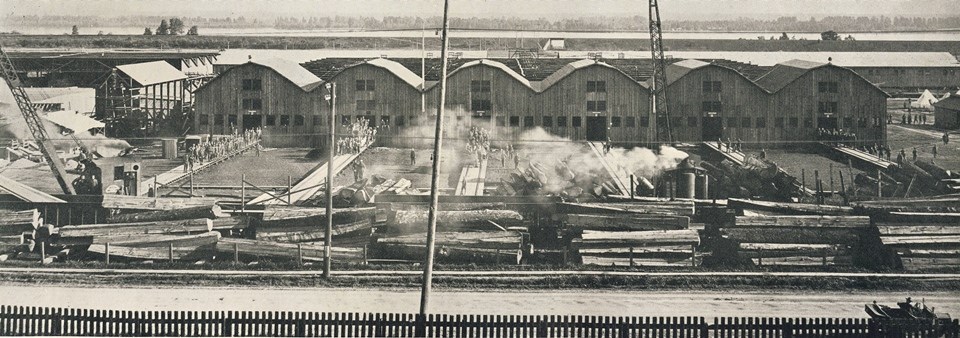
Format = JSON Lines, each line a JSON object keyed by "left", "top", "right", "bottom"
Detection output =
{"left": 1, "top": 0, "right": 957, "bottom": 20}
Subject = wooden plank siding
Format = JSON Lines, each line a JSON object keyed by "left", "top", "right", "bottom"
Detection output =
{"left": 536, "top": 64, "right": 653, "bottom": 144}
{"left": 327, "top": 64, "right": 424, "bottom": 147}
{"left": 855, "top": 66, "right": 960, "bottom": 93}
{"left": 424, "top": 63, "right": 538, "bottom": 143}
{"left": 194, "top": 63, "right": 325, "bottom": 147}
{"left": 769, "top": 65, "right": 888, "bottom": 146}
{"left": 664, "top": 65, "right": 770, "bottom": 144}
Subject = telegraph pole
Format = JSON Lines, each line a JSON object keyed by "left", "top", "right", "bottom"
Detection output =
{"left": 323, "top": 82, "right": 336, "bottom": 279}
{"left": 419, "top": 0, "right": 450, "bottom": 316}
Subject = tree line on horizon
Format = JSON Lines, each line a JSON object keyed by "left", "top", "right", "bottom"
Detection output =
{"left": 9, "top": 14, "right": 960, "bottom": 33}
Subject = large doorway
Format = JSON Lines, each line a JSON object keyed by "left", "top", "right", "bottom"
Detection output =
{"left": 243, "top": 114, "right": 263, "bottom": 131}
{"left": 586, "top": 116, "right": 608, "bottom": 141}
{"left": 702, "top": 116, "right": 723, "bottom": 141}
{"left": 818, "top": 117, "right": 838, "bottom": 130}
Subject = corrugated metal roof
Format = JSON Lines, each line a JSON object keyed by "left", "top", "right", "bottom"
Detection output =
{"left": 251, "top": 58, "right": 323, "bottom": 90}
{"left": 539, "top": 59, "right": 649, "bottom": 91}
{"left": 429, "top": 59, "right": 534, "bottom": 91}
{"left": 754, "top": 60, "right": 825, "bottom": 93}
{"left": 665, "top": 59, "right": 710, "bottom": 85}
{"left": 361, "top": 58, "right": 424, "bottom": 89}
{"left": 116, "top": 61, "right": 188, "bottom": 86}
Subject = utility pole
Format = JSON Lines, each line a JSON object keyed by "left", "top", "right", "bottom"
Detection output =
{"left": 420, "top": 0, "right": 450, "bottom": 317}
{"left": 323, "top": 82, "right": 336, "bottom": 279}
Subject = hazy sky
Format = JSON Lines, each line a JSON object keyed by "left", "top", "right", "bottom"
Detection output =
{"left": 1, "top": 0, "right": 956, "bottom": 20}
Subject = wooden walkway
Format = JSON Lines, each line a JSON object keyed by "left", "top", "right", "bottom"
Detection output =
{"left": 821, "top": 143, "right": 898, "bottom": 170}
{"left": 140, "top": 140, "right": 260, "bottom": 196}
{"left": 247, "top": 145, "right": 369, "bottom": 206}
{"left": 585, "top": 142, "right": 631, "bottom": 195}
{"left": 702, "top": 142, "right": 816, "bottom": 196}
{"left": 455, "top": 160, "right": 487, "bottom": 196}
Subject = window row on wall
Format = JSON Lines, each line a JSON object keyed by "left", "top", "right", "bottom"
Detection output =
{"left": 199, "top": 114, "right": 312, "bottom": 127}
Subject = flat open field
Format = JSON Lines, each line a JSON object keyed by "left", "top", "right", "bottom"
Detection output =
{"left": 886, "top": 124, "right": 960, "bottom": 170}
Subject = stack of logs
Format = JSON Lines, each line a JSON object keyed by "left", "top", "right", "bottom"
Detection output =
{"left": 700, "top": 157, "right": 803, "bottom": 200}
{"left": 561, "top": 201, "right": 700, "bottom": 267}
{"left": 855, "top": 196, "right": 960, "bottom": 270}
{"left": 724, "top": 215, "right": 870, "bottom": 266}
{"left": 496, "top": 160, "right": 613, "bottom": 199}
{"left": 371, "top": 203, "right": 527, "bottom": 264}
{"left": 0, "top": 209, "right": 41, "bottom": 262}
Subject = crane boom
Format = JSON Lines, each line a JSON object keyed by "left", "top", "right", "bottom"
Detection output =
{"left": 0, "top": 45, "right": 77, "bottom": 195}
{"left": 649, "top": 0, "right": 673, "bottom": 144}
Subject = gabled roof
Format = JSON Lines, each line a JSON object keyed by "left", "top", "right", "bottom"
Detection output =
{"left": 338, "top": 58, "right": 423, "bottom": 89}
{"left": 934, "top": 95, "right": 960, "bottom": 111}
{"left": 665, "top": 59, "right": 710, "bottom": 85}
{"left": 428, "top": 59, "right": 534, "bottom": 91}
{"left": 250, "top": 58, "right": 323, "bottom": 91}
{"left": 755, "top": 59, "right": 890, "bottom": 97}
{"left": 116, "top": 61, "right": 187, "bottom": 86}
{"left": 539, "top": 59, "right": 649, "bottom": 91}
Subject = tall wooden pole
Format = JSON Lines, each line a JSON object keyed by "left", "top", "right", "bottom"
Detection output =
{"left": 420, "top": 0, "right": 450, "bottom": 316}
{"left": 323, "top": 82, "right": 336, "bottom": 279}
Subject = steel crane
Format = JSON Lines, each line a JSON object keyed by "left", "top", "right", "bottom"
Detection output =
{"left": 649, "top": 0, "right": 673, "bottom": 144}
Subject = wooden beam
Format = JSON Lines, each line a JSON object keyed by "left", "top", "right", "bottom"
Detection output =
{"left": 734, "top": 215, "right": 870, "bottom": 228}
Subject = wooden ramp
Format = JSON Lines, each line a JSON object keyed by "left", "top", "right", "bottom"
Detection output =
{"left": 820, "top": 143, "right": 898, "bottom": 170}
{"left": 455, "top": 160, "right": 487, "bottom": 196}
{"left": 702, "top": 141, "right": 747, "bottom": 166}
{"left": 586, "top": 142, "right": 631, "bottom": 195}
{"left": 0, "top": 174, "right": 66, "bottom": 203}
{"left": 140, "top": 140, "right": 259, "bottom": 196}
{"left": 247, "top": 145, "right": 369, "bottom": 206}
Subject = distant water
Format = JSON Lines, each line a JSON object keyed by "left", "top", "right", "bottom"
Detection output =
{"left": 3, "top": 26, "right": 960, "bottom": 41}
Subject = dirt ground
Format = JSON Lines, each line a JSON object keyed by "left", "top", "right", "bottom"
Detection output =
{"left": 763, "top": 149, "right": 867, "bottom": 187}
{"left": 4, "top": 285, "right": 958, "bottom": 319}
{"left": 886, "top": 124, "right": 960, "bottom": 171}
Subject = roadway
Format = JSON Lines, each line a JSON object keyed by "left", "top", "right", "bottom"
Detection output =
{"left": 2, "top": 285, "right": 958, "bottom": 320}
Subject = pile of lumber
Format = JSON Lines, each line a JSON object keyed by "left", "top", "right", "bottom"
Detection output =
{"left": 729, "top": 198, "right": 853, "bottom": 216}
{"left": 724, "top": 215, "right": 870, "bottom": 266}
{"left": 257, "top": 206, "right": 375, "bottom": 243}
{"left": 53, "top": 217, "right": 225, "bottom": 261}
{"left": 384, "top": 209, "right": 522, "bottom": 234}
{"left": 216, "top": 238, "right": 364, "bottom": 263}
{"left": 495, "top": 158, "right": 609, "bottom": 198}
{"left": 876, "top": 212, "right": 960, "bottom": 271}
{"left": 700, "top": 157, "right": 804, "bottom": 200}
{"left": 558, "top": 201, "right": 695, "bottom": 217}
{"left": 852, "top": 195, "right": 960, "bottom": 214}
{"left": 0, "top": 209, "right": 42, "bottom": 261}
{"left": 572, "top": 229, "right": 700, "bottom": 266}
{"left": 372, "top": 231, "right": 526, "bottom": 264}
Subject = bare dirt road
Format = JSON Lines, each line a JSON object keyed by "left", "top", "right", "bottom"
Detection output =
{"left": 2, "top": 285, "right": 957, "bottom": 319}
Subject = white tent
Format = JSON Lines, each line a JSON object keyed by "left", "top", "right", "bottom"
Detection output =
{"left": 911, "top": 89, "right": 939, "bottom": 110}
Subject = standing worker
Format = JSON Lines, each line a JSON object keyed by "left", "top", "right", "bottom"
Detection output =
{"left": 912, "top": 147, "right": 918, "bottom": 161}
{"left": 932, "top": 144, "right": 938, "bottom": 159}
{"left": 513, "top": 151, "right": 521, "bottom": 169}
{"left": 410, "top": 149, "right": 417, "bottom": 166}
{"left": 944, "top": 132, "right": 950, "bottom": 145}
{"left": 759, "top": 148, "right": 767, "bottom": 160}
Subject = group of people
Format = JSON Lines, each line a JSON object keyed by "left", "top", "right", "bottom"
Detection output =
{"left": 183, "top": 128, "right": 261, "bottom": 173}
{"left": 466, "top": 127, "right": 492, "bottom": 165}
{"left": 717, "top": 138, "right": 744, "bottom": 152}
{"left": 498, "top": 144, "right": 522, "bottom": 169}
{"left": 334, "top": 119, "right": 378, "bottom": 156}
{"left": 817, "top": 128, "right": 858, "bottom": 144}
{"left": 900, "top": 114, "right": 928, "bottom": 125}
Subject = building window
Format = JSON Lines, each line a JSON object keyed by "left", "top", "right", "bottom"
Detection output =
{"left": 280, "top": 115, "right": 290, "bottom": 126}
{"left": 818, "top": 101, "right": 838, "bottom": 114}
{"left": 294, "top": 115, "right": 305, "bottom": 126}
{"left": 702, "top": 101, "right": 722, "bottom": 113}
{"left": 472, "top": 99, "right": 492, "bottom": 112}
{"left": 557, "top": 116, "right": 567, "bottom": 127}
{"left": 572, "top": 116, "right": 582, "bottom": 127}
{"left": 356, "top": 99, "right": 376, "bottom": 111}
{"left": 788, "top": 117, "right": 798, "bottom": 128}
{"left": 355, "top": 79, "right": 375, "bottom": 91}
{"left": 228, "top": 115, "right": 238, "bottom": 126}
{"left": 341, "top": 115, "right": 351, "bottom": 126}
{"left": 740, "top": 117, "right": 751, "bottom": 128}
{"left": 496, "top": 116, "right": 505, "bottom": 127}
{"left": 625, "top": 116, "right": 636, "bottom": 128}
{"left": 702, "top": 81, "right": 722, "bottom": 93}
{"left": 509, "top": 116, "right": 520, "bottom": 127}
{"left": 726, "top": 117, "right": 738, "bottom": 128}
{"left": 586, "top": 81, "right": 606, "bottom": 93}
{"left": 756, "top": 117, "right": 766, "bottom": 128}
{"left": 470, "top": 80, "right": 492, "bottom": 112}
{"left": 266, "top": 115, "right": 276, "bottom": 126}
{"left": 817, "top": 81, "right": 838, "bottom": 93}
{"left": 542, "top": 116, "right": 553, "bottom": 127}
{"left": 586, "top": 100, "right": 607, "bottom": 112}
{"left": 803, "top": 118, "right": 813, "bottom": 128}
{"left": 214, "top": 114, "right": 224, "bottom": 125}
{"left": 523, "top": 116, "right": 534, "bottom": 127}
{"left": 312, "top": 115, "right": 323, "bottom": 126}
{"left": 396, "top": 116, "right": 406, "bottom": 127}
{"left": 241, "top": 98, "right": 262, "bottom": 110}
{"left": 611, "top": 116, "right": 622, "bottom": 127}
{"left": 671, "top": 117, "right": 682, "bottom": 129}
{"left": 380, "top": 115, "right": 391, "bottom": 127}
{"left": 775, "top": 117, "right": 784, "bottom": 128}
{"left": 242, "top": 79, "right": 262, "bottom": 91}
{"left": 687, "top": 117, "right": 698, "bottom": 127}
{"left": 640, "top": 117, "right": 649, "bottom": 127}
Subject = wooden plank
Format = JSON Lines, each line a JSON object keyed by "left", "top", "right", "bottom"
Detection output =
{"left": 876, "top": 224, "right": 960, "bottom": 236}
{"left": 580, "top": 256, "right": 696, "bottom": 267}
{"left": 248, "top": 144, "right": 369, "bottom": 206}
{"left": 215, "top": 238, "right": 364, "bottom": 262}
{"left": 880, "top": 235, "right": 960, "bottom": 246}
{"left": 260, "top": 207, "right": 375, "bottom": 226}
{"left": 723, "top": 228, "right": 860, "bottom": 244}
{"left": 376, "top": 231, "right": 523, "bottom": 250}
{"left": 57, "top": 219, "right": 212, "bottom": 237}
{"left": 0, "top": 174, "right": 66, "bottom": 204}
{"left": 900, "top": 257, "right": 960, "bottom": 270}
{"left": 823, "top": 143, "right": 895, "bottom": 169}
{"left": 728, "top": 198, "right": 854, "bottom": 216}
{"left": 578, "top": 230, "right": 700, "bottom": 247}
{"left": 563, "top": 214, "right": 689, "bottom": 231}
{"left": 86, "top": 242, "right": 216, "bottom": 260}
{"left": 107, "top": 205, "right": 228, "bottom": 224}
{"left": 750, "top": 255, "right": 851, "bottom": 266}
{"left": 101, "top": 195, "right": 219, "bottom": 211}
{"left": 734, "top": 215, "right": 870, "bottom": 228}
{"left": 56, "top": 231, "right": 221, "bottom": 247}
{"left": 558, "top": 201, "right": 695, "bottom": 216}
{"left": 256, "top": 218, "right": 372, "bottom": 243}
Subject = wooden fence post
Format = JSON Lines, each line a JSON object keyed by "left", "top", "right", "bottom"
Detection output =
{"left": 168, "top": 244, "right": 174, "bottom": 263}
{"left": 297, "top": 244, "right": 303, "bottom": 266}
{"left": 240, "top": 174, "right": 245, "bottom": 212}
{"left": 105, "top": 243, "right": 110, "bottom": 265}
{"left": 39, "top": 242, "right": 46, "bottom": 264}
{"left": 222, "top": 311, "right": 232, "bottom": 337}
{"left": 234, "top": 243, "right": 239, "bottom": 264}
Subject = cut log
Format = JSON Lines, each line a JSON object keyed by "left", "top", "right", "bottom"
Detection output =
{"left": 86, "top": 243, "right": 216, "bottom": 260}
{"left": 728, "top": 198, "right": 853, "bottom": 216}
{"left": 386, "top": 210, "right": 522, "bottom": 234}
{"left": 107, "top": 205, "right": 227, "bottom": 224}
{"left": 722, "top": 228, "right": 860, "bottom": 245}
{"left": 738, "top": 243, "right": 847, "bottom": 258}
{"left": 876, "top": 224, "right": 960, "bottom": 236}
{"left": 57, "top": 231, "right": 222, "bottom": 247}
{"left": 580, "top": 256, "right": 696, "bottom": 267}
{"left": 260, "top": 206, "right": 375, "bottom": 227}
{"left": 734, "top": 216, "right": 870, "bottom": 228}
{"left": 376, "top": 231, "right": 524, "bottom": 250}
{"left": 558, "top": 202, "right": 695, "bottom": 216}
{"left": 384, "top": 179, "right": 412, "bottom": 194}
{"left": 576, "top": 230, "right": 700, "bottom": 248}
{"left": 57, "top": 219, "right": 213, "bottom": 238}
{"left": 577, "top": 245, "right": 694, "bottom": 256}
{"left": 211, "top": 216, "right": 250, "bottom": 230}
{"left": 373, "top": 243, "right": 522, "bottom": 265}
{"left": 751, "top": 255, "right": 851, "bottom": 266}
{"left": 880, "top": 235, "right": 960, "bottom": 247}
{"left": 0, "top": 209, "right": 39, "bottom": 228}
{"left": 384, "top": 202, "right": 507, "bottom": 212}
{"left": 215, "top": 238, "right": 364, "bottom": 262}
{"left": 101, "top": 194, "right": 220, "bottom": 211}
{"left": 881, "top": 212, "right": 960, "bottom": 223}
{"left": 562, "top": 214, "right": 689, "bottom": 231}
{"left": 899, "top": 257, "right": 960, "bottom": 270}
{"left": 257, "top": 218, "right": 372, "bottom": 242}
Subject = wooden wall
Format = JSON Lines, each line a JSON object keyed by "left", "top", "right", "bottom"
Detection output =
{"left": 194, "top": 63, "right": 324, "bottom": 147}
{"left": 327, "top": 64, "right": 425, "bottom": 147}
{"left": 665, "top": 65, "right": 769, "bottom": 144}
{"left": 855, "top": 67, "right": 960, "bottom": 93}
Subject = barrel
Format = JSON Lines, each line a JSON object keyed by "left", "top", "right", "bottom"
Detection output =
{"left": 161, "top": 138, "right": 178, "bottom": 160}
{"left": 677, "top": 172, "right": 696, "bottom": 199}
{"left": 695, "top": 174, "right": 710, "bottom": 199}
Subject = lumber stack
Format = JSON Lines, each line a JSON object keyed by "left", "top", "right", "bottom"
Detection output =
{"left": 558, "top": 201, "right": 696, "bottom": 217}
{"left": 725, "top": 215, "right": 870, "bottom": 266}
{"left": 561, "top": 214, "right": 690, "bottom": 231}
{"left": 877, "top": 218, "right": 960, "bottom": 271}
{"left": 101, "top": 195, "right": 220, "bottom": 211}
{"left": 572, "top": 230, "right": 700, "bottom": 266}
{"left": 107, "top": 205, "right": 228, "bottom": 223}
{"left": 728, "top": 198, "right": 854, "bottom": 216}
{"left": 384, "top": 209, "right": 523, "bottom": 234}
{"left": 84, "top": 232, "right": 221, "bottom": 260}
{"left": 257, "top": 206, "right": 375, "bottom": 243}
{"left": 216, "top": 238, "right": 364, "bottom": 263}
{"left": 372, "top": 231, "right": 526, "bottom": 264}
{"left": 0, "top": 209, "right": 40, "bottom": 236}
{"left": 852, "top": 195, "right": 960, "bottom": 214}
